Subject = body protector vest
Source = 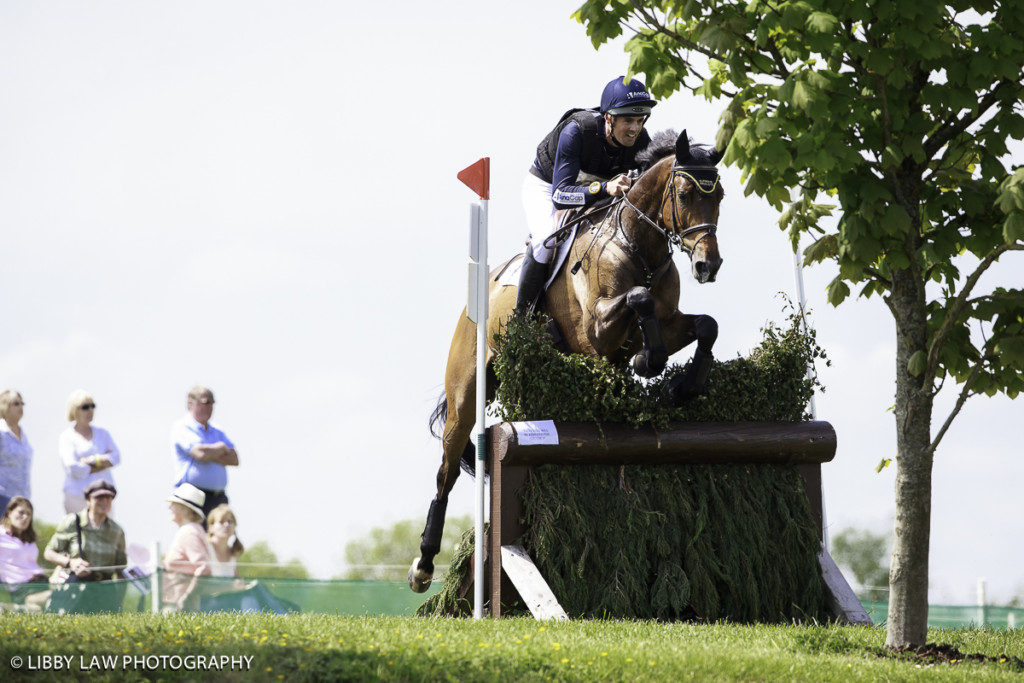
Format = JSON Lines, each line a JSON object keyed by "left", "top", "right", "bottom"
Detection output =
{"left": 533, "top": 108, "right": 652, "bottom": 183}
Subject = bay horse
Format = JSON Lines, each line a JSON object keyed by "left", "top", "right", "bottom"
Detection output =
{"left": 409, "top": 129, "right": 725, "bottom": 593}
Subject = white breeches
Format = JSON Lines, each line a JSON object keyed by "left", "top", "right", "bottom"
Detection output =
{"left": 521, "top": 172, "right": 558, "bottom": 263}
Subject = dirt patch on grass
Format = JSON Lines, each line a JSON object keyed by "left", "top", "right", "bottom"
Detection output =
{"left": 879, "top": 643, "right": 1024, "bottom": 670}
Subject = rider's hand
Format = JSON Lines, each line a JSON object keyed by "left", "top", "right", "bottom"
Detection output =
{"left": 606, "top": 174, "right": 632, "bottom": 197}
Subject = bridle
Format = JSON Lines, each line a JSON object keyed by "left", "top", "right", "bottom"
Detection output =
{"left": 613, "top": 163, "right": 721, "bottom": 286}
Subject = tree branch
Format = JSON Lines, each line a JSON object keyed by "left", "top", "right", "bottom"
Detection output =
{"left": 927, "top": 357, "right": 987, "bottom": 456}
{"left": 924, "top": 242, "right": 1022, "bottom": 380}
{"left": 922, "top": 80, "right": 1014, "bottom": 159}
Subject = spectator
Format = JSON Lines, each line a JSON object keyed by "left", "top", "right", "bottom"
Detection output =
{"left": 206, "top": 504, "right": 244, "bottom": 578}
{"left": 59, "top": 390, "right": 122, "bottom": 514}
{"left": 44, "top": 479, "right": 127, "bottom": 582}
{"left": 170, "top": 386, "right": 238, "bottom": 521}
{"left": 163, "top": 483, "right": 211, "bottom": 611}
{"left": 0, "top": 497, "right": 50, "bottom": 610}
{"left": 0, "top": 390, "right": 33, "bottom": 512}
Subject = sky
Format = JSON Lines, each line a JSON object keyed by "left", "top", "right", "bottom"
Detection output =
{"left": 1, "top": 1, "right": 1020, "bottom": 604}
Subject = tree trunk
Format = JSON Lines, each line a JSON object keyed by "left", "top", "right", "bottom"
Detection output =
{"left": 885, "top": 267, "right": 934, "bottom": 649}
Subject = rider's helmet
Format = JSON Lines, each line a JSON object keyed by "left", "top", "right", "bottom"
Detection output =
{"left": 600, "top": 76, "right": 657, "bottom": 116}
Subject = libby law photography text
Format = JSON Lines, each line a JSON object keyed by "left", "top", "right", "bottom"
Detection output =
{"left": 10, "top": 653, "right": 255, "bottom": 673}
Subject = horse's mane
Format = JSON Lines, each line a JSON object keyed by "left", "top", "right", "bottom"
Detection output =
{"left": 637, "top": 129, "right": 719, "bottom": 171}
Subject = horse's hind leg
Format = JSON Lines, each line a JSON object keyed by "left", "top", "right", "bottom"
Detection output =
{"left": 410, "top": 318, "right": 482, "bottom": 593}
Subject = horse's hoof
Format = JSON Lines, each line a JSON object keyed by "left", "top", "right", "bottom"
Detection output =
{"left": 631, "top": 351, "right": 665, "bottom": 378}
{"left": 408, "top": 558, "right": 433, "bottom": 594}
{"left": 664, "top": 374, "right": 697, "bottom": 405}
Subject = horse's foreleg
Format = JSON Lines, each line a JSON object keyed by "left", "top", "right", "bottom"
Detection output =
{"left": 585, "top": 286, "right": 669, "bottom": 377}
{"left": 623, "top": 287, "right": 669, "bottom": 377}
{"left": 661, "top": 311, "right": 719, "bottom": 404}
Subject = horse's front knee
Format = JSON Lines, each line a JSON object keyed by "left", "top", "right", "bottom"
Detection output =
{"left": 625, "top": 286, "right": 655, "bottom": 317}
{"left": 694, "top": 314, "right": 718, "bottom": 351}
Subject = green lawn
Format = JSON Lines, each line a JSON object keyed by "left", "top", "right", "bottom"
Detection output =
{"left": 1, "top": 614, "right": 1021, "bottom": 681}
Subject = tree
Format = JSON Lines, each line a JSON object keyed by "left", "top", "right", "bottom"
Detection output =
{"left": 830, "top": 526, "right": 891, "bottom": 602}
{"left": 239, "top": 541, "right": 310, "bottom": 579}
{"left": 573, "top": 0, "right": 1024, "bottom": 648}
{"left": 341, "top": 515, "right": 472, "bottom": 581}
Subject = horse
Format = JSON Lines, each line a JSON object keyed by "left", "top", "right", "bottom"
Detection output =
{"left": 409, "top": 129, "right": 725, "bottom": 593}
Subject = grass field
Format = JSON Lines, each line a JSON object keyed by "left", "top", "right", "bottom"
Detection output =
{"left": 1, "top": 613, "right": 1021, "bottom": 681}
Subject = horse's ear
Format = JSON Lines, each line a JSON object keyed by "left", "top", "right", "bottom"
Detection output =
{"left": 707, "top": 148, "right": 723, "bottom": 165}
{"left": 675, "top": 130, "right": 691, "bottom": 163}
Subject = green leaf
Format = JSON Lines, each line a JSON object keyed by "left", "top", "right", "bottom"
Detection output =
{"left": 907, "top": 350, "right": 927, "bottom": 377}
{"left": 806, "top": 11, "right": 839, "bottom": 34}
{"left": 875, "top": 458, "right": 892, "bottom": 473}
{"left": 802, "top": 234, "right": 838, "bottom": 265}
{"left": 1004, "top": 211, "right": 1024, "bottom": 243}
{"left": 996, "top": 336, "right": 1024, "bottom": 368}
{"left": 792, "top": 81, "right": 811, "bottom": 110}
{"left": 881, "top": 204, "right": 912, "bottom": 236}
{"left": 827, "top": 278, "right": 850, "bottom": 306}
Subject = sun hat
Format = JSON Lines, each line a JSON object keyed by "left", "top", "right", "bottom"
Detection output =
{"left": 166, "top": 483, "right": 206, "bottom": 519}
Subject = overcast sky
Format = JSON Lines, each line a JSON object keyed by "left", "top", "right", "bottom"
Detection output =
{"left": 1, "top": 1, "right": 1020, "bottom": 603}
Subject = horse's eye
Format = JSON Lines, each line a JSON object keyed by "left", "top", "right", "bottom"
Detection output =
{"left": 677, "top": 192, "right": 688, "bottom": 204}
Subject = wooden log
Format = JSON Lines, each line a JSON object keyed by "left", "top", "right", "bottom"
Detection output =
{"left": 492, "top": 421, "right": 836, "bottom": 467}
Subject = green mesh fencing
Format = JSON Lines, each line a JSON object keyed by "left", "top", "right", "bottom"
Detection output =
{"left": 862, "top": 601, "right": 1024, "bottom": 630}
{"left": 2, "top": 577, "right": 1020, "bottom": 628}
{"left": 1, "top": 573, "right": 440, "bottom": 616}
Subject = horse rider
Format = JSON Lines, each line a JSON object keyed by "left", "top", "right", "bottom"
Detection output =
{"left": 517, "top": 76, "right": 658, "bottom": 311}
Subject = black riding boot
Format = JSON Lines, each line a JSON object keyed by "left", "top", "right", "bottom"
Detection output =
{"left": 515, "top": 248, "right": 549, "bottom": 312}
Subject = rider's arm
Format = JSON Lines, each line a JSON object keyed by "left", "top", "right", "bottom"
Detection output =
{"left": 551, "top": 122, "right": 608, "bottom": 209}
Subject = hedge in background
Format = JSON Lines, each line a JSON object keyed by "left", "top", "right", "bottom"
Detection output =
{"left": 421, "top": 303, "right": 833, "bottom": 622}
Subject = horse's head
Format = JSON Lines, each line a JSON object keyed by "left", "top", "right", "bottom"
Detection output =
{"left": 640, "top": 129, "right": 725, "bottom": 284}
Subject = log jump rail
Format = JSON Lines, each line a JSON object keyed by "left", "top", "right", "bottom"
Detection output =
{"left": 485, "top": 420, "right": 870, "bottom": 624}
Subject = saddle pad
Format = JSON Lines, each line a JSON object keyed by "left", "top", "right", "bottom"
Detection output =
{"left": 496, "top": 224, "right": 579, "bottom": 289}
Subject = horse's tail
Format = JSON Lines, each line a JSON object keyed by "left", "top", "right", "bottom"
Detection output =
{"left": 428, "top": 390, "right": 479, "bottom": 479}
{"left": 428, "top": 391, "right": 446, "bottom": 439}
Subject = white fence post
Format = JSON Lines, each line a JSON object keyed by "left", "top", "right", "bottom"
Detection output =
{"left": 458, "top": 157, "right": 490, "bottom": 620}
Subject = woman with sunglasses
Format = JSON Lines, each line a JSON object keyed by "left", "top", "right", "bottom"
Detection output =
{"left": 58, "top": 390, "right": 122, "bottom": 514}
{"left": 0, "top": 390, "right": 33, "bottom": 513}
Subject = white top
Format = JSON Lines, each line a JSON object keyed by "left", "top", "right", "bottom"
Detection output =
{"left": 58, "top": 425, "right": 121, "bottom": 497}
{"left": 0, "top": 527, "right": 43, "bottom": 584}
{"left": 0, "top": 420, "right": 32, "bottom": 499}
{"left": 205, "top": 539, "right": 239, "bottom": 577}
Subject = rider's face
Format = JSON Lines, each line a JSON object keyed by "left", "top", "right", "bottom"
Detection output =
{"left": 606, "top": 115, "right": 645, "bottom": 147}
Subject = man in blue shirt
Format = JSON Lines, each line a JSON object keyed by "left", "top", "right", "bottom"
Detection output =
{"left": 517, "top": 76, "right": 657, "bottom": 311}
{"left": 170, "top": 385, "right": 238, "bottom": 521}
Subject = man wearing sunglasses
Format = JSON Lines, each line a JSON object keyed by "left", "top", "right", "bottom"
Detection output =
{"left": 170, "top": 385, "right": 239, "bottom": 522}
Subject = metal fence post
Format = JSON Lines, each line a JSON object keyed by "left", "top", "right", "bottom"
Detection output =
{"left": 151, "top": 541, "right": 161, "bottom": 614}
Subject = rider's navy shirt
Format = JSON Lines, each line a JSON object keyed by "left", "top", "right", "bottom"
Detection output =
{"left": 546, "top": 122, "right": 605, "bottom": 209}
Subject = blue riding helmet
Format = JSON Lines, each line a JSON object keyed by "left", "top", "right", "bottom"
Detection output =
{"left": 600, "top": 76, "right": 657, "bottom": 116}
